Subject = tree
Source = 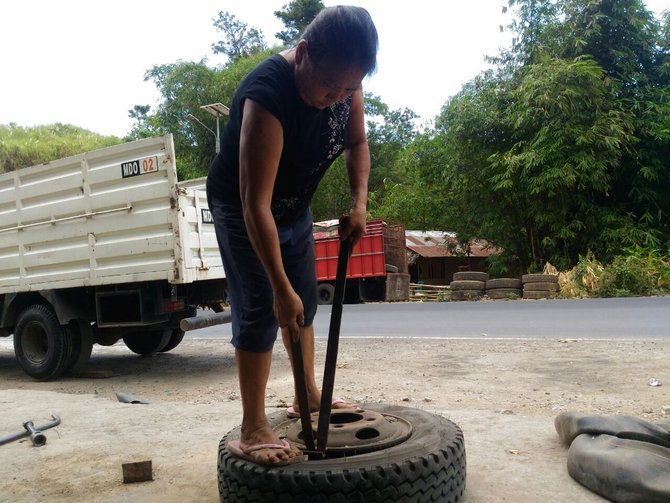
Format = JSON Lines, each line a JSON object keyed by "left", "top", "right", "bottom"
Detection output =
{"left": 135, "top": 51, "right": 273, "bottom": 180}
{"left": 212, "top": 11, "right": 267, "bottom": 63}
{"left": 274, "top": 0, "right": 324, "bottom": 46}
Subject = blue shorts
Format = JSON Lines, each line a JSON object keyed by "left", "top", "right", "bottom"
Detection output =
{"left": 208, "top": 197, "right": 317, "bottom": 353}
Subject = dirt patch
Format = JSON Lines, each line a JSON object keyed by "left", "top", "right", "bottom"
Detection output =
{"left": 1, "top": 336, "right": 669, "bottom": 502}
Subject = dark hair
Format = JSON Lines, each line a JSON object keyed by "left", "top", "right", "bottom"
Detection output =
{"left": 302, "top": 5, "right": 378, "bottom": 76}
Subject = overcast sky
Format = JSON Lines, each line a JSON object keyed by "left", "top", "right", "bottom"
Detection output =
{"left": 0, "top": 1, "right": 667, "bottom": 137}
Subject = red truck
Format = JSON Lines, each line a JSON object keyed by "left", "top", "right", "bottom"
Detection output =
{"left": 313, "top": 219, "right": 408, "bottom": 304}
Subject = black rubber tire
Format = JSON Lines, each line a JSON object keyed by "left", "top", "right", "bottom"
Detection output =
{"left": 317, "top": 283, "right": 335, "bottom": 305}
{"left": 450, "top": 280, "right": 485, "bottom": 291}
{"left": 159, "top": 328, "right": 185, "bottom": 353}
{"left": 453, "top": 271, "right": 489, "bottom": 282}
{"left": 218, "top": 404, "right": 466, "bottom": 502}
{"left": 123, "top": 330, "right": 171, "bottom": 355}
{"left": 522, "top": 273, "right": 558, "bottom": 284}
{"left": 523, "top": 290, "right": 557, "bottom": 299}
{"left": 486, "top": 278, "right": 522, "bottom": 289}
{"left": 523, "top": 282, "right": 559, "bottom": 292}
{"left": 486, "top": 288, "right": 522, "bottom": 299}
{"left": 450, "top": 290, "right": 484, "bottom": 301}
{"left": 13, "top": 304, "right": 71, "bottom": 381}
{"left": 65, "top": 320, "right": 94, "bottom": 373}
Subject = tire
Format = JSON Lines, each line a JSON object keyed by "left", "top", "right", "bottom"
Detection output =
{"left": 218, "top": 404, "right": 466, "bottom": 502}
{"left": 523, "top": 282, "right": 559, "bottom": 292}
{"left": 453, "top": 271, "right": 489, "bottom": 282}
{"left": 13, "top": 304, "right": 71, "bottom": 381}
{"left": 450, "top": 290, "right": 484, "bottom": 301}
{"left": 123, "top": 330, "right": 171, "bottom": 355}
{"left": 65, "top": 320, "right": 94, "bottom": 373}
{"left": 487, "top": 288, "right": 522, "bottom": 300}
{"left": 317, "top": 283, "right": 335, "bottom": 305}
{"left": 450, "top": 280, "right": 485, "bottom": 291}
{"left": 522, "top": 274, "right": 558, "bottom": 284}
{"left": 486, "top": 278, "right": 522, "bottom": 290}
{"left": 385, "top": 263, "right": 399, "bottom": 273}
{"left": 160, "top": 328, "right": 185, "bottom": 353}
{"left": 523, "top": 290, "right": 557, "bottom": 300}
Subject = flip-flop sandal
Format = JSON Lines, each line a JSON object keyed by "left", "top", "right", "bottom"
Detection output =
{"left": 286, "top": 398, "right": 352, "bottom": 418}
{"left": 226, "top": 439, "right": 304, "bottom": 466}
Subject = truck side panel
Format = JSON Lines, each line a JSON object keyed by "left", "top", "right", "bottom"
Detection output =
{"left": 0, "top": 135, "right": 223, "bottom": 294}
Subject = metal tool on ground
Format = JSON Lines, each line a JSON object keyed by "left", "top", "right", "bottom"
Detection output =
{"left": 0, "top": 414, "right": 61, "bottom": 447}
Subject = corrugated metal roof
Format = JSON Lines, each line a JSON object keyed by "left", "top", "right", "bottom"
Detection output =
{"left": 406, "top": 231, "right": 494, "bottom": 258}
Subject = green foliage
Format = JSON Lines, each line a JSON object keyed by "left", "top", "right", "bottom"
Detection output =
{"left": 597, "top": 246, "right": 670, "bottom": 297}
{"left": 212, "top": 11, "right": 267, "bottom": 62}
{"left": 311, "top": 157, "right": 350, "bottom": 221}
{"left": 0, "top": 123, "right": 121, "bottom": 173}
{"left": 274, "top": 0, "right": 325, "bottom": 46}
{"left": 135, "top": 51, "right": 273, "bottom": 180}
{"left": 416, "top": 0, "right": 670, "bottom": 274}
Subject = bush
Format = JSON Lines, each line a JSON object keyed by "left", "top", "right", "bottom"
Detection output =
{"left": 597, "top": 247, "right": 670, "bottom": 297}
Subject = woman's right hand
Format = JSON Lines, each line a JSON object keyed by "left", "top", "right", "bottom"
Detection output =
{"left": 274, "top": 286, "right": 305, "bottom": 342}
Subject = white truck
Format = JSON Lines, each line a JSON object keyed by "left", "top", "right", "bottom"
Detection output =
{"left": 0, "top": 134, "right": 228, "bottom": 380}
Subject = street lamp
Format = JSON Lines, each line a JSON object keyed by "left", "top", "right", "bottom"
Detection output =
{"left": 186, "top": 103, "right": 230, "bottom": 155}
{"left": 200, "top": 103, "right": 230, "bottom": 155}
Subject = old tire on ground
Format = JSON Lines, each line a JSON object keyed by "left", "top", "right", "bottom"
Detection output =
{"left": 317, "top": 283, "right": 335, "bottom": 305}
{"left": 523, "top": 290, "right": 557, "bottom": 299}
{"left": 522, "top": 273, "right": 558, "bottom": 284}
{"left": 218, "top": 404, "right": 466, "bottom": 502}
{"left": 453, "top": 271, "right": 489, "bottom": 282}
{"left": 523, "top": 282, "right": 559, "bottom": 292}
{"left": 486, "top": 278, "right": 522, "bottom": 289}
{"left": 123, "top": 330, "right": 171, "bottom": 355}
{"left": 487, "top": 288, "right": 522, "bottom": 300}
{"left": 13, "top": 304, "right": 72, "bottom": 381}
{"left": 450, "top": 280, "right": 485, "bottom": 291}
{"left": 451, "top": 290, "right": 484, "bottom": 301}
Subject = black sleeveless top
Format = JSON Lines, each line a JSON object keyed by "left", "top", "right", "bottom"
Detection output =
{"left": 206, "top": 54, "right": 352, "bottom": 224}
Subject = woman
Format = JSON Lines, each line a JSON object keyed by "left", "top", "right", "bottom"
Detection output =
{"left": 206, "top": 5, "right": 378, "bottom": 466}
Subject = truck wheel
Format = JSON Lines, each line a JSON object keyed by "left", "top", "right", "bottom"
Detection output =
{"left": 123, "top": 330, "right": 171, "bottom": 355}
{"left": 14, "top": 305, "right": 71, "bottom": 380}
{"left": 159, "top": 328, "right": 185, "bottom": 353}
{"left": 65, "top": 320, "right": 94, "bottom": 373}
{"left": 317, "top": 283, "right": 335, "bottom": 305}
{"left": 218, "top": 404, "right": 466, "bottom": 502}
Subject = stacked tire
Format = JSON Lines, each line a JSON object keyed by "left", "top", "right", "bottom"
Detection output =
{"left": 450, "top": 271, "right": 488, "bottom": 301}
{"left": 522, "top": 274, "right": 559, "bottom": 299}
{"left": 485, "top": 278, "right": 522, "bottom": 300}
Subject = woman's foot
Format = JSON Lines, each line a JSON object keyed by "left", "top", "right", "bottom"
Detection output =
{"left": 231, "top": 423, "right": 303, "bottom": 465}
{"left": 286, "top": 398, "right": 356, "bottom": 418}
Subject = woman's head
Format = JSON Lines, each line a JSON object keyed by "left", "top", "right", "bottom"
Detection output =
{"left": 293, "top": 5, "right": 378, "bottom": 109}
{"left": 302, "top": 5, "right": 378, "bottom": 77}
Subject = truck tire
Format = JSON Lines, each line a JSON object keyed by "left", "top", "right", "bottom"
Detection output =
{"left": 317, "top": 283, "right": 335, "bottom": 305}
{"left": 453, "top": 271, "right": 489, "bottom": 282}
{"left": 522, "top": 274, "right": 558, "bottom": 284}
{"left": 123, "top": 330, "right": 171, "bottom": 355}
{"left": 218, "top": 404, "right": 466, "bottom": 502}
{"left": 160, "top": 328, "right": 185, "bottom": 353}
{"left": 450, "top": 280, "right": 486, "bottom": 291}
{"left": 14, "top": 304, "right": 72, "bottom": 380}
{"left": 486, "top": 278, "right": 522, "bottom": 290}
{"left": 65, "top": 320, "right": 94, "bottom": 373}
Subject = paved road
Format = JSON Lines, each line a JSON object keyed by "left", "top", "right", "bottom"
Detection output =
{"left": 190, "top": 296, "right": 669, "bottom": 340}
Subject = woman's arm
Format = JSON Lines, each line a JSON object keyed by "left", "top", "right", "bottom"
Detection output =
{"left": 239, "top": 98, "right": 304, "bottom": 336}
